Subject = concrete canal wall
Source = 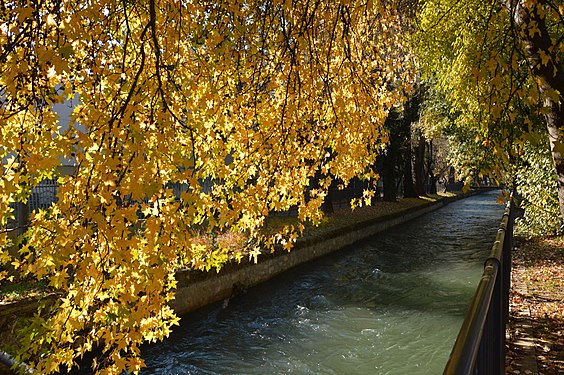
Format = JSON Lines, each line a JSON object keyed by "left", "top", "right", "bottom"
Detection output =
{"left": 171, "top": 192, "right": 485, "bottom": 316}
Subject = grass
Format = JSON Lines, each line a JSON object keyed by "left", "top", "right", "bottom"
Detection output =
{"left": 0, "top": 279, "right": 50, "bottom": 303}
{"left": 265, "top": 193, "right": 455, "bottom": 239}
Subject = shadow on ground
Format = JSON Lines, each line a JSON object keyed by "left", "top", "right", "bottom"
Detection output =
{"left": 507, "top": 236, "right": 564, "bottom": 374}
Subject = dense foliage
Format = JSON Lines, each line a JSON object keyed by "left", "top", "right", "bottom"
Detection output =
{"left": 0, "top": 0, "right": 413, "bottom": 373}
{"left": 516, "top": 141, "right": 562, "bottom": 236}
{"left": 416, "top": 0, "right": 564, "bottom": 232}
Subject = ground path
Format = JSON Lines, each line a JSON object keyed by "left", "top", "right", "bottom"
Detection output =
{"left": 507, "top": 236, "right": 564, "bottom": 374}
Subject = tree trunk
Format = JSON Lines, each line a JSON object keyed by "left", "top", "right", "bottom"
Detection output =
{"left": 427, "top": 140, "right": 437, "bottom": 194}
{"left": 403, "top": 129, "right": 418, "bottom": 198}
{"left": 322, "top": 182, "right": 335, "bottom": 214}
{"left": 382, "top": 154, "right": 397, "bottom": 202}
{"left": 380, "top": 108, "right": 403, "bottom": 202}
{"left": 414, "top": 131, "right": 427, "bottom": 196}
{"left": 506, "top": 0, "right": 564, "bottom": 224}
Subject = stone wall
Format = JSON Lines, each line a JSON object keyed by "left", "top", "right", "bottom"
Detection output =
{"left": 171, "top": 197, "right": 458, "bottom": 315}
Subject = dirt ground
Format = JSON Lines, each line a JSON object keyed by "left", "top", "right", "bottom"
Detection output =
{"left": 506, "top": 236, "right": 564, "bottom": 374}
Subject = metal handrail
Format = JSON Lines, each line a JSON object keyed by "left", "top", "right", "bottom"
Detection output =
{"left": 443, "top": 199, "right": 514, "bottom": 375}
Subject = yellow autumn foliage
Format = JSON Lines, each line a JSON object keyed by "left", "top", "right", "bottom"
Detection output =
{"left": 1, "top": 0, "right": 413, "bottom": 372}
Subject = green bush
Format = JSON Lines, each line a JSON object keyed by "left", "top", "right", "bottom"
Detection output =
{"left": 516, "top": 142, "right": 562, "bottom": 237}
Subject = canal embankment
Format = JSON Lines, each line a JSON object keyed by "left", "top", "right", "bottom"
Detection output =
{"left": 171, "top": 189, "right": 491, "bottom": 316}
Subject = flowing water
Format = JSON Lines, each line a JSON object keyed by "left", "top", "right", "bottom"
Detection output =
{"left": 142, "top": 190, "right": 505, "bottom": 374}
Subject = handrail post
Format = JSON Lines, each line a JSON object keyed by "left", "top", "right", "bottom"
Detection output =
{"left": 502, "top": 203, "right": 514, "bottom": 325}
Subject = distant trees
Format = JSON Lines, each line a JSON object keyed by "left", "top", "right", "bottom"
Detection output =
{"left": 417, "top": 0, "right": 564, "bottom": 233}
{"left": 378, "top": 88, "right": 451, "bottom": 201}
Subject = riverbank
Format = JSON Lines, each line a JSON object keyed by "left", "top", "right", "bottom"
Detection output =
{"left": 171, "top": 191, "right": 475, "bottom": 315}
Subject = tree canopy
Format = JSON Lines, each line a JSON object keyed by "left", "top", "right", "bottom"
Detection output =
{"left": 3, "top": 0, "right": 564, "bottom": 372}
{"left": 416, "top": 0, "right": 564, "bottom": 232}
{"left": 0, "top": 0, "right": 413, "bottom": 373}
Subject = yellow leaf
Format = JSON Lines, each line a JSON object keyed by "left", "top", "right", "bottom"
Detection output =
{"left": 539, "top": 49, "right": 550, "bottom": 66}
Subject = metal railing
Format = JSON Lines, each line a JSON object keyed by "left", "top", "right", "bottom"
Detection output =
{"left": 443, "top": 198, "right": 514, "bottom": 374}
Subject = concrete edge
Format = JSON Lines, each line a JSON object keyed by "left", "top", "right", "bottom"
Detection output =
{"left": 171, "top": 191, "right": 485, "bottom": 316}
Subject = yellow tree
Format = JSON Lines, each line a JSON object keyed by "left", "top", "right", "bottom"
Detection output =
{"left": 0, "top": 0, "right": 413, "bottom": 373}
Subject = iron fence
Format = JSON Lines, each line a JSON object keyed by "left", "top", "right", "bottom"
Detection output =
{"left": 443, "top": 198, "right": 514, "bottom": 374}
{"left": 5, "top": 179, "right": 59, "bottom": 232}
{"left": 28, "top": 178, "right": 58, "bottom": 211}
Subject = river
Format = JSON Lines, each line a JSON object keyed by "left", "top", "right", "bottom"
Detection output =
{"left": 142, "top": 190, "right": 505, "bottom": 374}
